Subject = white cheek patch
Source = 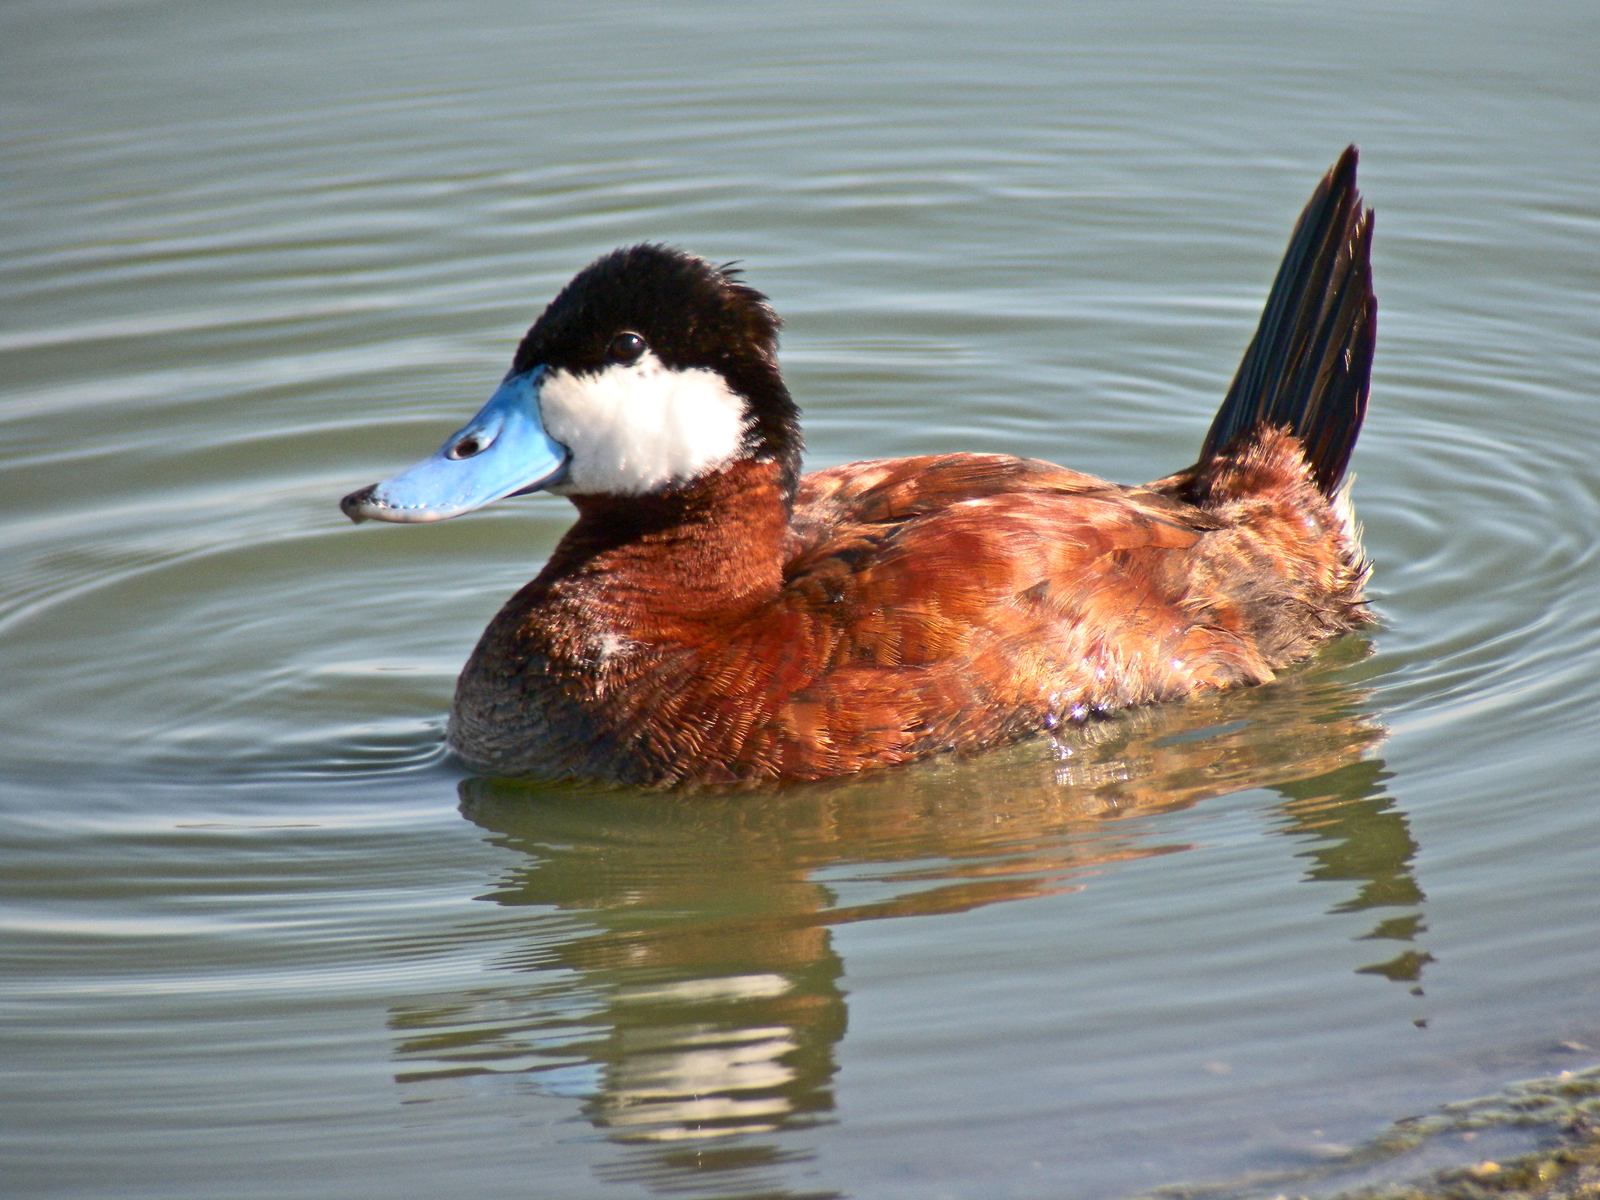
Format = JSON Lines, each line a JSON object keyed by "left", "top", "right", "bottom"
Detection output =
{"left": 538, "top": 352, "right": 751, "bottom": 496}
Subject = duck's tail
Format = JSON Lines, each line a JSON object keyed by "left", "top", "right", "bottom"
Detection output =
{"left": 1193, "top": 145, "right": 1375, "bottom": 500}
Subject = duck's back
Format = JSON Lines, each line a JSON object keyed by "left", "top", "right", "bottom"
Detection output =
{"left": 757, "top": 443, "right": 1365, "bottom": 777}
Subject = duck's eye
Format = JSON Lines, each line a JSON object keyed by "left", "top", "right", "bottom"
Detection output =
{"left": 448, "top": 436, "right": 483, "bottom": 460}
{"left": 607, "top": 331, "right": 646, "bottom": 364}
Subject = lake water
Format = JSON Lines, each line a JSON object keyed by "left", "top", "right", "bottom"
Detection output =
{"left": 4, "top": 1, "right": 1599, "bottom": 1197}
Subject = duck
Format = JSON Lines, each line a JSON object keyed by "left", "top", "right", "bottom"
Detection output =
{"left": 342, "top": 147, "right": 1376, "bottom": 787}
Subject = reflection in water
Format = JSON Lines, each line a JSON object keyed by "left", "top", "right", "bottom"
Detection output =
{"left": 388, "top": 645, "right": 1428, "bottom": 1197}
{"left": 1275, "top": 760, "right": 1434, "bottom": 986}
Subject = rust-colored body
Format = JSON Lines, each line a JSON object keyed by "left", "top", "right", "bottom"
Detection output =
{"left": 451, "top": 425, "right": 1369, "bottom": 784}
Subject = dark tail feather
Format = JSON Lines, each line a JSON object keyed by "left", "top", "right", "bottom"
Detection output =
{"left": 1198, "top": 145, "right": 1375, "bottom": 496}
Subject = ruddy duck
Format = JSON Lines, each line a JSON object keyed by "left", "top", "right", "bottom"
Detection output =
{"left": 343, "top": 148, "right": 1375, "bottom": 786}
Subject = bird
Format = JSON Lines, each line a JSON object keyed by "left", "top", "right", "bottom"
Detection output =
{"left": 342, "top": 147, "right": 1375, "bottom": 787}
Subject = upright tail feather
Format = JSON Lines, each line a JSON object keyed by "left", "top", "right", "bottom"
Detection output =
{"left": 1198, "top": 145, "right": 1375, "bottom": 497}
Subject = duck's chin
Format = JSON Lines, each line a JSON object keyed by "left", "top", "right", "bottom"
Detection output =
{"left": 542, "top": 463, "right": 733, "bottom": 501}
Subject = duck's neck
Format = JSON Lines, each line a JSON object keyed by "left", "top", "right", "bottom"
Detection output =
{"left": 538, "top": 458, "right": 792, "bottom": 621}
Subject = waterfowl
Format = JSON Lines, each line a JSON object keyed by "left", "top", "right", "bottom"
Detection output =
{"left": 342, "top": 148, "right": 1375, "bottom": 787}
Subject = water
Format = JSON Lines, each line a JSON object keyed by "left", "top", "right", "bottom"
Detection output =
{"left": 4, "top": 1, "right": 1600, "bottom": 1197}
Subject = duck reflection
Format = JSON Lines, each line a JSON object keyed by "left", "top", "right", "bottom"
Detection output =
{"left": 1274, "top": 758, "right": 1433, "bottom": 985}
{"left": 387, "top": 645, "right": 1427, "bottom": 1196}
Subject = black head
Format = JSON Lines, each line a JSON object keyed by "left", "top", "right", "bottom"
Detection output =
{"left": 512, "top": 245, "right": 803, "bottom": 498}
